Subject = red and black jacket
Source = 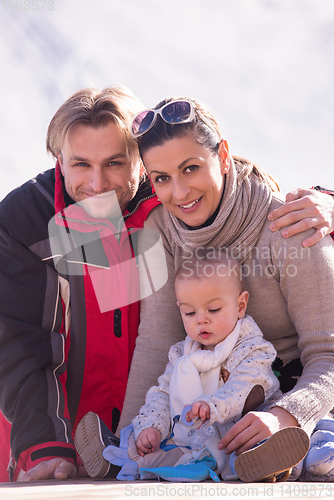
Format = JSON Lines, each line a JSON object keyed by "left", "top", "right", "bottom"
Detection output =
{"left": 0, "top": 166, "right": 159, "bottom": 472}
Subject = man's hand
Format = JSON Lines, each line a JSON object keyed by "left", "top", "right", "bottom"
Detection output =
{"left": 268, "top": 188, "right": 334, "bottom": 247}
{"left": 185, "top": 401, "right": 210, "bottom": 422}
{"left": 19, "top": 458, "right": 77, "bottom": 481}
{"left": 136, "top": 428, "right": 161, "bottom": 457}
{"left": 217, "top": 407, "right": 297, "bottom": 456}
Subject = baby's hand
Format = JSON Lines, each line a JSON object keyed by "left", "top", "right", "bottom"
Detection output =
{"left": 185, "top": 401, "right": 210, "bottom": 423}
{"left": 136, "top": 428, "right": 161, "bottom": 457}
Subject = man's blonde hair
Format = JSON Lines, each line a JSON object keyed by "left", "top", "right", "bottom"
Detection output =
{"left": 46, "top": 85, "right": 144, "bottom": 159}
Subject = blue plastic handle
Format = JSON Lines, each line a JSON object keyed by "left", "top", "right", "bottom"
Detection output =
{"left": 181, "top": 405, "right": 196, "bottom": 426}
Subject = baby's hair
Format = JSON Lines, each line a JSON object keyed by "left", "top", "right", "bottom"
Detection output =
{"left": 175, "top": 248, "right": 244, "bottom": 295}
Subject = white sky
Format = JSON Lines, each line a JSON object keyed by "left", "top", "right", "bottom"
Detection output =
{"left": 0, "top": 0, "right": 333, "bottom": 201}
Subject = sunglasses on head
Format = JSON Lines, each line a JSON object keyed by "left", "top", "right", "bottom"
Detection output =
{"left": 131, "top": 100, "right": 195, "bottom": 138}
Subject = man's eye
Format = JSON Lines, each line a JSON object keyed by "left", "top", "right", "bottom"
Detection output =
{"left": 74, "top": 162, "right": 89, "bottom": 167}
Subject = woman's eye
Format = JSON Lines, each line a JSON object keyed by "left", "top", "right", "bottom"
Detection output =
{"left": 184, "top": 165, "right": 198, "bottom": 174}
{"left": 155, "top": 175, "right": 169, "bottom": 183}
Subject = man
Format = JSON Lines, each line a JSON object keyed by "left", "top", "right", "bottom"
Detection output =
{"left": 0, "top": 85, "right": 161, "bottom": 482}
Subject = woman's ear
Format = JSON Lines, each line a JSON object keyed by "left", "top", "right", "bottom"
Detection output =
{"left": 218, "top": 139, "right": 230, "bottom": 174}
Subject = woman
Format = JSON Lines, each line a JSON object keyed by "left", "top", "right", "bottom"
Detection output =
{"left": 119, "top": 97, "right": 334, "bottom": 480}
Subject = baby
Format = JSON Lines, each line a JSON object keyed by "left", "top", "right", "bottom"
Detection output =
{"left": 129, "top": 252, "right": 281, "bottom": 478}
{"left": 76, "top": 251, "right": 304, "bottom": 481}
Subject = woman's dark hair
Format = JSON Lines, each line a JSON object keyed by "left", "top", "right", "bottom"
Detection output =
{"left": 137, "top": 96, "right": 222, "bottom": 159}
{"left": 137, "top": 96, "right": 280, "bottom": 192}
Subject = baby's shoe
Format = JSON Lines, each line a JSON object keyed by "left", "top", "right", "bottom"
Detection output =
{"left": 234, "top": 427, "right": 310, "bottom": 482}
{"left": 303, "top": 429, "right": 334, "bottom": 480}
{"left": 314, "top": 415, "right": 334, "bottom": 433}
{"left": 75, "top": 411, "right": 120, "bottom": 478}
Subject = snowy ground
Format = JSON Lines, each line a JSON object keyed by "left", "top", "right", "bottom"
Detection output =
{"left": 0, "top": 0, "right": 333, "bottom": 200}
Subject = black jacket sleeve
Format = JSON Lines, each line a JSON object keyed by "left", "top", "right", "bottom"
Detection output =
{"left": 0, "top": 182, "right": 75, "bottom": 470}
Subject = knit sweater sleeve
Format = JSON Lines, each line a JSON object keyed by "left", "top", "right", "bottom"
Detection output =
{"left": 132, "top": 341, "right": 185, "bottom": 441}
{"left": 196, "top": 317, "right": 280, "bottom": 425}
{"left": 260, "top": 223, "right": 334, "bottom": 434}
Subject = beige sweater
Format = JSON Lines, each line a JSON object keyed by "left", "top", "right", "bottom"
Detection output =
{"left": 119, "top": 194, "right": 334, "bottom": 435}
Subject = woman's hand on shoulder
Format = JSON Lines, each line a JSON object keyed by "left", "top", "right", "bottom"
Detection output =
{"left": 268, "top": 188, "right": 334, "bottom": 247}
{"left": 217, "top": 407, "right": 298, "bottom": 456}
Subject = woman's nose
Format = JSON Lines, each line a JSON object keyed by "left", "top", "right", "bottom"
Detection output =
{"left": 172, "top": 180, "right": 190, "bottom": 201}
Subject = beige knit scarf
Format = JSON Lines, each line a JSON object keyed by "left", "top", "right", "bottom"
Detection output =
{"left": 164, "top": 158, "right": 273, "bottom": 263}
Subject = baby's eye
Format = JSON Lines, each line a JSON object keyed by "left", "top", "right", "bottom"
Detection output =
{"left": 184, "top": 311, "right": 195, "bottom": 316}
{"left": 209, "top": 308, "right": 221, "bottom": 313}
